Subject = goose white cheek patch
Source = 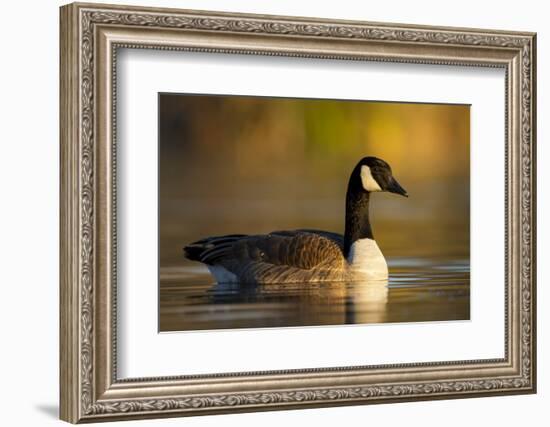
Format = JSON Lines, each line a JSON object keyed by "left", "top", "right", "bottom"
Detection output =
{"left": 360, "top": 165, "right": 382, "bottom": 192}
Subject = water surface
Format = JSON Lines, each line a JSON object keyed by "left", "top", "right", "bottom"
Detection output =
{"left": 159, "top": 255, "right": 469, "bottom": 332}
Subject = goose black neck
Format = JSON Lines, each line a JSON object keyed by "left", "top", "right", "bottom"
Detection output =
{"left": 343, "top": 184, "right": 373, "bottom": 258}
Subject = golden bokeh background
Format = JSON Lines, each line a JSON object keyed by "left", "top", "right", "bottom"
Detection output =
{"left": 159, "top": 94, "right": 470, "bottom": 270}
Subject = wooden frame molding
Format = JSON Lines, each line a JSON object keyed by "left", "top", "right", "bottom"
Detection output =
{"left": 60, "top": 2, "right": 536, "bottom": 423}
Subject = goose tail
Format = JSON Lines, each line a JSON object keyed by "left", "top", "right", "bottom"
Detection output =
{"left": 183, "top": 244, "right": 205, "bottom": 262}
{"left": 183, "top": 234, "right": 247, "bottom": 264}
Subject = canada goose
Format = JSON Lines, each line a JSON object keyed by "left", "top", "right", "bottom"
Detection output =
{"left": 183, "top": 157, "right": 408, "bottom": 284}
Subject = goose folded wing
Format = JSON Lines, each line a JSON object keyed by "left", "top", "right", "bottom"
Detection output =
{"left": 201, "top": 230, "right": 345, "bottom": 270}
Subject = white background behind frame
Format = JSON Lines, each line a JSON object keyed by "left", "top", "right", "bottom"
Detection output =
{"left": 117, "top": 48, "right": 505, "bottom": 378}
{"left": 2, "top": 0, "right": 547, "bottom": 426}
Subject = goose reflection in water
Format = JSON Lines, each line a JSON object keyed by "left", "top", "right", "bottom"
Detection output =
{"left": 208, "top": 279, "right": 390, "bottom": 327}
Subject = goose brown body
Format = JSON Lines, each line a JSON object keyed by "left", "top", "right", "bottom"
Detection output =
{"left": 183, "top": 156, "right": 408, "bottom": 285}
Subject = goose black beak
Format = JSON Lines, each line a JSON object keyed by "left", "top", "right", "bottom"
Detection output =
{"left": 387, "top": 177, "right": 408, "bottom": 197}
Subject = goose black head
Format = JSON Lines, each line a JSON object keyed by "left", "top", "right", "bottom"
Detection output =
{"left": 352, "top": 156, "right": 408, "bottom": 197}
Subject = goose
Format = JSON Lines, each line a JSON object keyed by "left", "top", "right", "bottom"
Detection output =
{"left": 183, "top": 156, "right": 408, "bottom": 284}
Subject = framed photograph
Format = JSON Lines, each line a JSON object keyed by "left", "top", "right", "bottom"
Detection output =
{"left": 60, "top": 2, "right": 536, "bottom": 423}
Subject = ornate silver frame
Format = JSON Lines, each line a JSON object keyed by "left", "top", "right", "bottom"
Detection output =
{"left": 60, "top": 2, "right": 536, "bottom": 423}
